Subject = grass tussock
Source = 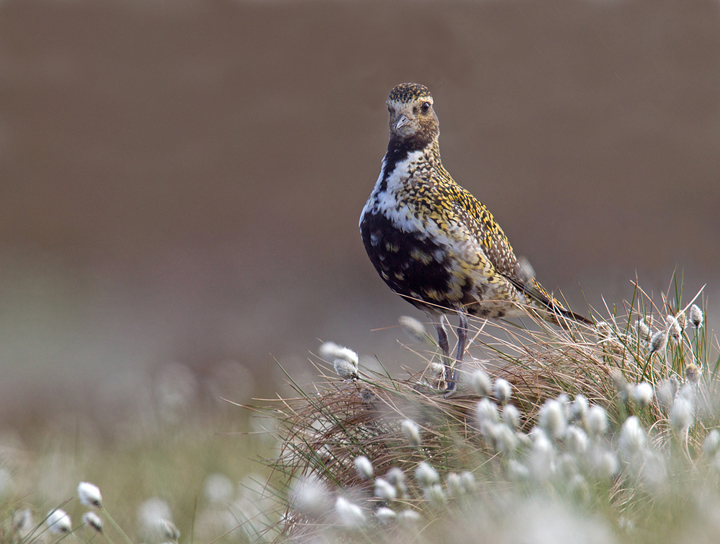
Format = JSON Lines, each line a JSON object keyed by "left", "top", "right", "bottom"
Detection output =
{"left": 261, "top": 276, "right": 719, "bottom": 543}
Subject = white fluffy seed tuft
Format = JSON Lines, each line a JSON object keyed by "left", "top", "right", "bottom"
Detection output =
{"left": 401, "top": 419, "right": 422, "bottom": 448}
{"left": 631, "top": 382, "right": 654, "bottom": 408}
{"left": 415, "top": 461, "right": 440, "bottom": 487}
{"left": 78, "top": 481, "right": 103, "bottom": 508}
{"left": 46, "top": 509, "right": 72, "bottom": 534}
{"left": 354, "top": 455, "right": 374, "bottom": 480}
{"left": 82, "top": 511, "right": 103, "bottom": 533}
{"left": 493, "top": 378, "right": 512, "bottom": 404}
{"left": 335, "top": 497, "right": 366, "bottom": 528}
{"left": 470, "top": 370, "right": 492, "bottom": 397}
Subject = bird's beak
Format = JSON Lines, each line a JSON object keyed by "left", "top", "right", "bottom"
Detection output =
{"left": 394, "top": 114, "right": 410, "bottom": 131}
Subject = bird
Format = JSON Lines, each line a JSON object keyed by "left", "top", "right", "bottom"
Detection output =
{"left": 359, "top": 83, "right": 591, "bottom": 393}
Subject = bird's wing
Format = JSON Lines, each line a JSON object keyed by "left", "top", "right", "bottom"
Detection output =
{"left": 449, "top": 186, "right": 591, "bottom": 325}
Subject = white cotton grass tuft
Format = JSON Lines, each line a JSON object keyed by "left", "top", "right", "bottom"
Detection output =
{"left": 632, "top": 382, "right": 654, "bottom": 408}
{"left": 459, "top": 471, "right": 476, "bottom": 493}
{"left": 635, "top": 318, "right": 651, "bottom": 341}
{"left": 424, "top": 483, "right": 447, "bottom": 508}
{"left": 401, "top": 419, "right": 422, "bottom": 448}
{"left": 335, "top": 497, "right": 366, "bottom": 528}
{"left": 566, "top": 425, "right": 589, "bottom": 456}
{"left": 689, "top": 304, "right": 703, "bottom": 329}
{"left": 675, "top": 310, "right": 687, "bottom": 331}
{"left": 656, "top": 378, "right": 678, "bottom": 410}
{"left": 585, "top": 405, "right": 608, "bottom": 437}
{"left": 502, "top": 404, "right": 521, "bottom": 430}
{"left": 375, "top": 506, "right": 397, "bottom": 524}
{"left": 703, "top": 429, "right": 720, "bottom": 457}
{"left": 333, "top": 359, "right": 358, "bottom": 380}
{"left": 649, "top": 330, "right": 668, "bottom": 355}
{"left": 493, "top": 378, "right": 512, "bottom": 404}
{"left": 46, "top": 509, "right": 72, "bottom": 534}
{"left": 670, "top": 396, "right": 695, "bottom": 434}
{"left": 204, "top": 473, "right": 234, "bottom": 504}
{"left": 666, "top": 316, "right": 682, "bottom": 343}
{"left": 374, "top": 477, "right": 397, "bottom": 502}
{"left": 415, "top": 461, "right": 440, "bottom": 487}
{"left": 354, "top": 455, "right": 374, "bottom": 480}
{"left": 476, "top": 398, "right": 499, "bottom": 425}
{"left": 82, "top": 511, "right": 103, "bottom": 533}
{"left": 685, "top": 364, "right": 701, "bottom": 384}
{"left": 319, "top": 342, "right": 359, "bottom": 367}
{"left": 397, "top": 509, "right": 421, "bottom": 525}
{"left": 428, "top": 362, "right": 445, "bottom": 379}
{"left": 619, "top": 416, "right": 646, "bottom": 456}
{"left": 538, "top": 399, "right": 567, "bottom": 439}
{"left": 13, "top": 509, "right": 33, "bottom": 533}
{"left": 570, "top": 395, "right": 588, "bottom": 423}
{"left": 78, "top": 481, "right": 102, "bottom": 508}
{"left": 445, "top": 472, "right": 463, "bottom": 497}
{"left": 289, "top": 474, "right": 329, "bottom": 516}
{"left": 398, "top": 315, "right": 429, "bottom": 343}
{"left": 470, "top": 369, "right": 492, "bottom": 397}
{"left": 138, "top": 497, "right": 173, "bottom": 529}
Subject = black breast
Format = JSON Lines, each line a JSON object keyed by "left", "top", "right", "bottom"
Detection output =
{"left": 359, "top": 210, "right": 458, "bottom": 312}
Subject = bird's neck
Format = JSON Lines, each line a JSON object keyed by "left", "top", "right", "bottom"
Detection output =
{"left": 384, "top": 136, "right": 442, "bottom": 178}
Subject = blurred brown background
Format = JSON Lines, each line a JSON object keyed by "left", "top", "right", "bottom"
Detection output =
{"left": 0, "top": 0, "right": 718, "bottom": 429}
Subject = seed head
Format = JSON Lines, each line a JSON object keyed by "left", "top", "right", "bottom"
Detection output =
{"left": 502, "top": 404, "right": 520, "bottom": 430}
{"left": 398, "top": 316, "right": 428, "bottom": 343}
{"left": 459, "top": 471, "right": 476, "bottom": 493}
{"left": 428, "top": 362, "right": 444, "bottom": 379}
{"left": 470, "top": 370, "right": 492, "bottom": 397}
{"left": 476, "top": 398, "right": 499, "bottom": 425}
{"left": 334, "top": 359, "right": 358, "bottom": 380}
{"left": 538, "top": 399, "right": 567, "bottom": 439}
{"left": 78, "top": 481, "right": 103, "bottom": 508}
{"left": 507, "top": 460, "right": 531, "bottom": 482}
{"left": 204, "top": 473, "right": 234, "bottom": 504}
{"left": 397, "top": 509, "right": 421, "bottom": 525}
{"left": 494, "top": 423, "right": 518, "bottom": 454}
{"left": 46, "top": 509, "right": 72, "bottom": 534}
{"left": 685, "top": 364, "right": 701, "bottom": 384}
{"left": 675, "top": 310, "right": 687, "bottom": 331}
{"left": 385, "top": 467, "right": 406, "bottom": 486}
{"left": 335, "top": 497, "right": 366, "bottom": 528}
{"left": 670, "top": 397, "right": 694, "bottom": 433}
{"left": 445, "top": 472, "right": 463, "bottom": 497}
{"left": 354, "top": 455, "right": 374, "bottom": 480}
{"left": 424, "top": 483, "right": 447, "bottom": 508}
{"left": 570, "top": 395, "right": 588, "bottom": 423}
{"left": 493, "top": 378, "right": 512, "bottom": 404}
{"left": 689, "top": 304, "right": 703, "bottom": 329}
{"left": 656, "top": 378, "right": 678, "bottom": 410}
{"left": 82, "top": 512, "right": 103, "bottom": 533}
{"left": 374, "top": 478, "right": 397, "bottom": 502}
{"left": 585, "top": 405, "right": 608, "bottom": 437}
{"left": 401, "top": 419, "right": 422, "bottom": 448}
{"left": 157, "top": 519, "right": 181, "bottom": 541}
{"left": 649, "top": 330, "right": 668, "bottom": 355}
{"left": 566, "top": 425, "right": 589, "bottom": 455}
{"left": 13, "top": 509, "right": 32, "bottom": 533}
{"left": 666, "top": 316, "right": 682, "bottom": 343}
{"left": 704, "top": 429, "right": 720, "bottom": 457}
{"left": 319, "top": 342, "right": 359, "bottom": 367}
{"left": 592, "top": 449, "right": 620, "bottom": 479}
{"left": 619, "top": 416, "right": 646, "bottom": 456}
{"left": 631, "top": 382, "right": 654, "bottom": 408}
{"left": 415, "top": 461, "right": 440, "bottom": 487}
{"left": 289, "top": 474, "right": 329, "bottom": 516}
{"left": 375, "top": 507, "right": 397, "bottom": 524}
{"left": 635, "top": 319, "right": 651, "bottom": 342}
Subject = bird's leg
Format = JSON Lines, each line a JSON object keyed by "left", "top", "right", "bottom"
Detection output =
{"left": 433, "top": 317, "right": 451, "bottom": 382}
{"left": 445, "top": 312, "right": 469, "bottom": 393}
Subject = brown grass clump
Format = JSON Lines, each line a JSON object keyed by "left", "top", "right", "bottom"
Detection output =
{"left": 256, "top": 278, "right": 717, "bottom": 541}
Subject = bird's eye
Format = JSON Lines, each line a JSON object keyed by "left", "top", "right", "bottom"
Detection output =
{"left": 421, "top": 102, "right": 431, "bottom": 113}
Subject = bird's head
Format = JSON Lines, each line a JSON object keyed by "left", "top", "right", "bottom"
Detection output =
{"left": 386, "top": 83, "right": 439, "bottom": 148}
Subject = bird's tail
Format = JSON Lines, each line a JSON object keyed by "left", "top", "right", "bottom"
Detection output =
{"left": 509, "top": 276, "right": 593, "bottom": 328}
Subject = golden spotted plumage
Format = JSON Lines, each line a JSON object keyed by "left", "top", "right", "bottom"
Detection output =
{"left": 359, "top": 83, "right": 590, "bottom": 392}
